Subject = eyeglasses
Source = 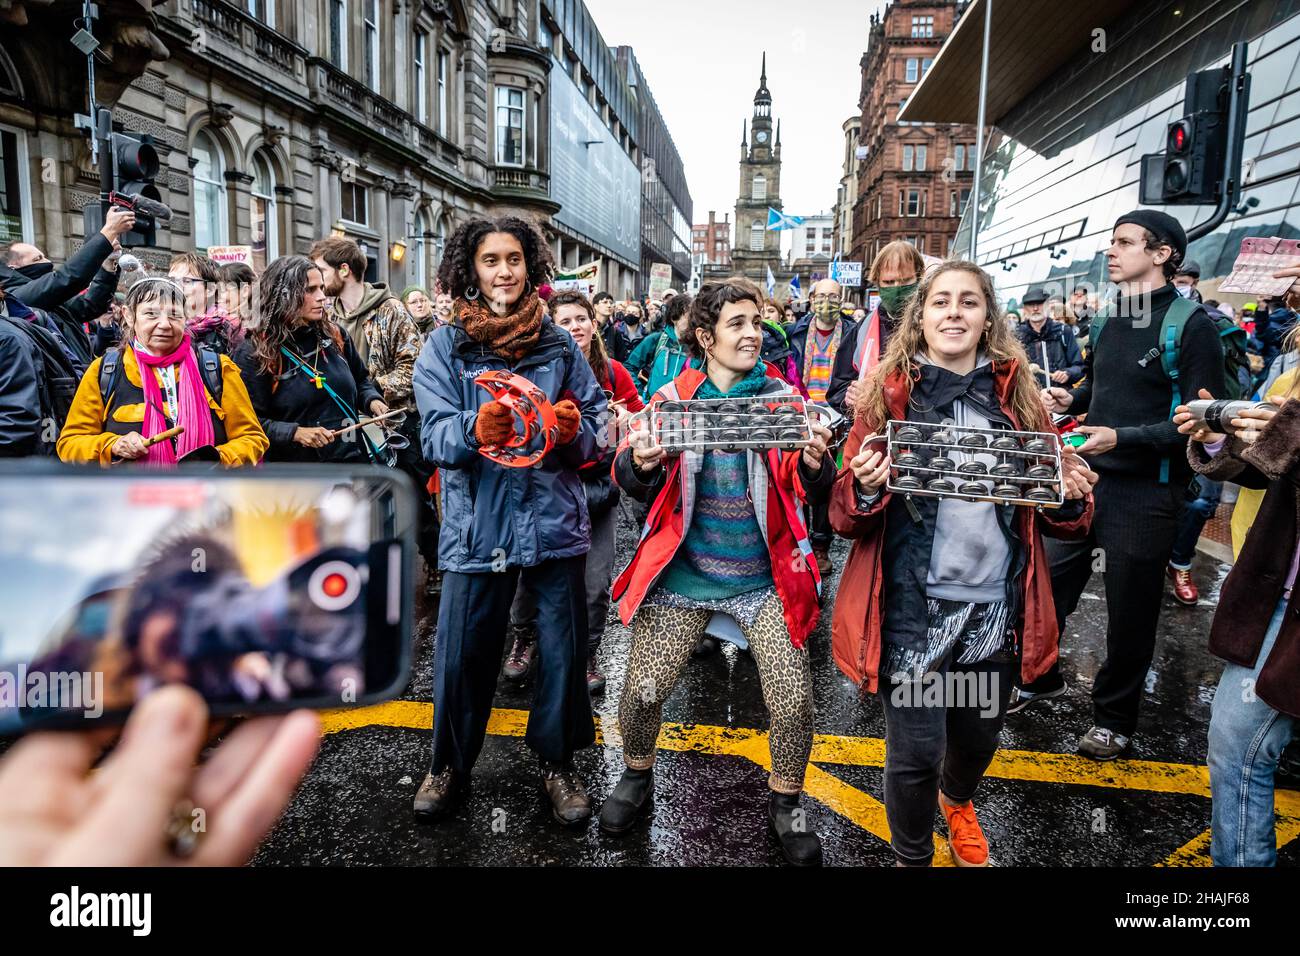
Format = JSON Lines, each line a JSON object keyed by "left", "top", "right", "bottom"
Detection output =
{"left": 812, "top": 295, "right": 842, "bottom": 306}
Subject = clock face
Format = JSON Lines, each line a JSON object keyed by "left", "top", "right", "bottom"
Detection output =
{"left": 756, "top": 131, "right": 769, "bottom": 143}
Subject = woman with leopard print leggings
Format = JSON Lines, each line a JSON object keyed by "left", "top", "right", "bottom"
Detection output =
{"left": 602, "top": 278, "right": 835, "bottom": 866}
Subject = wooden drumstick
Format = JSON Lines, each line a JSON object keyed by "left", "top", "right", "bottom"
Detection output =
{"left": 330, "top": 409, "right": 406, "bottom": 438}
{"left": 143, "top": 426, "right": 184, "bottom": 447}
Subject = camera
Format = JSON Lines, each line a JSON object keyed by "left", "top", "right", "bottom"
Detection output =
{"left": 1183, "top": 399, "right": 1271, "bottom": 434}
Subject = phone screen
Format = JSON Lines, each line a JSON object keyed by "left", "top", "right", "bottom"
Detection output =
{"left": 0, "top": 465, "right": 414, "bottom": 732}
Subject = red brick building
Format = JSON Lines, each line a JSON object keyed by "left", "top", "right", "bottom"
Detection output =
{"left": 852, "top": 1, "right": 980, "bottom": 269}
{"left": 692, "top": 210, "right": 732, "bottom": 268}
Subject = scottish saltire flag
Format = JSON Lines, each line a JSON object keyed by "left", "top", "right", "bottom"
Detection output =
{"left": 766, "top": 207, "right": 804, "bottom": 231}
{"left": 788, "top": 274, "right": 801, "bottom": 299}
{"left": 766, "top": 266, "right": 776, "bottom": 298}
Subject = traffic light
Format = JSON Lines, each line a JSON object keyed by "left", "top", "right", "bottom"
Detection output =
{"left": 1140, "top": 67, "right": 1231, "bottom": 205}
{"left": 110, "top": 131, "right": 162, "bottom": 246}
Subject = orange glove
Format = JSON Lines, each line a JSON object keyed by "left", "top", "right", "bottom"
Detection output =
{"left": 553, "top": 400, "right": 581, "bottom": 445}
{"left": 475, "top": 400, "right": 516, "bottom": 447}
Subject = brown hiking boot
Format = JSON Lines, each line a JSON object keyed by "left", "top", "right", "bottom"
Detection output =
{"left": 540, "top": 762, "right": 592, "bottom": 826}
{"left": 412, "top": 768, "right": 469, "bottom": 822}
{"left": 501, "top": 630, "right": 536, "bottom": 682}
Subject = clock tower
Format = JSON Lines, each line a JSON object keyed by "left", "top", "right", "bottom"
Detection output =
{"left": 730, "top": 53, "right": 786, "bottom": 285}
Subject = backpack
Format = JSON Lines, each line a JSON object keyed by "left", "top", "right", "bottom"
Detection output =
{"left": 0, "top": 315, "right": 81, "bottom": 454}
{"left": 1090, "top": 295, "right": 1239, "bottom": 482}
{"left": 99, "top": 345, "right": 224, "bottom": 408}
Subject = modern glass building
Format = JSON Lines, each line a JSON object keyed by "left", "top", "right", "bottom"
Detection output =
{"left": 902, "top": 0, "right": 1300, "bottom": 307}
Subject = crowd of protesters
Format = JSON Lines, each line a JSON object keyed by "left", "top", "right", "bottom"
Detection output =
{"left": 1, "top": 205, "right": 1299, "bottom": 870}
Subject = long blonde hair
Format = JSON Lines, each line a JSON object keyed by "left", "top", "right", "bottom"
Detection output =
{"left": 856, "top": 259, "right": 1049, "bottom": 433}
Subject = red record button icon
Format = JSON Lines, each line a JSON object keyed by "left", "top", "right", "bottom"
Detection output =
{"left": 308, "top": 561, "right": 361, "bottom": 611}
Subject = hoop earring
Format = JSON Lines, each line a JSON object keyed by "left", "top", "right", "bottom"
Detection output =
{"left": 464, "top": 285, "right": 480, "bottom": 301}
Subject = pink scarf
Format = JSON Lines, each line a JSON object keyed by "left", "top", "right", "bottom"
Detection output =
{"left": 132, "top": 335, "right": 217, "bottom": 467}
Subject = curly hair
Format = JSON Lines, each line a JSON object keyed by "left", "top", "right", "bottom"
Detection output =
{"left": 436, "top": 216, "right": 554, "bottom": 303}
{"left": 681, "top": 278, "right": 757, "bottom": 360}
{"left": 247, "top": 255, "right": 343, "bottom": 375}
{"left": 856, "top": 259, "right": 1049, "bottom": 434}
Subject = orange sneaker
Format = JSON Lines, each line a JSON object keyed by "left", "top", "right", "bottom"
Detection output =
{"left": 940, "top": 795, "right": 989, "bottom": 867}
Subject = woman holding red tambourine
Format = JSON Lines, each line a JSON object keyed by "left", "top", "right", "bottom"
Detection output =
{"left": 410, "top": 216, "right": 608, "bottom": 829}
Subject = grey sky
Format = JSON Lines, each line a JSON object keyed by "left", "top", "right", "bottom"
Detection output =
{"left": 585, "top": 0, "right": 886, "bottom": 239}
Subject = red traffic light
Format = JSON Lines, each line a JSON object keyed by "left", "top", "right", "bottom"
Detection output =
{"left": 1167, "top": 120, "right": 1191, "bottom": 154}
{"left": 111, "top": 133, "right": 159, "bottom": 182}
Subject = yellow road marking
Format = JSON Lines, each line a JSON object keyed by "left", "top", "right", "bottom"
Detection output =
{"left": 319, "top": 702, "right": 1297, "bottom": 865}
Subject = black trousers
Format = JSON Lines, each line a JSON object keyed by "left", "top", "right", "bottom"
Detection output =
{"left": 431, "top": 557, "right": 595, "bottom": 773}
{"left": 882, "top": 653, "right": 1015, "bottom": 865}
{"left": 1036, "top": 472, "right": 1187, "bottom": 737}
{"left": 805, "top": 496, "right": 832, "bottom": 551}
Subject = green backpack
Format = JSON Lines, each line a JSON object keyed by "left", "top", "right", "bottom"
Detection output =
{"left": 1090, "top": 295, "right": 1243, "bottom": 483}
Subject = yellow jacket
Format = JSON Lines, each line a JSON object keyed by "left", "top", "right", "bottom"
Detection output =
{"left": 1230, "top": 368, "right": 1297, "bottom": 556}
{"left": 57, "top": 348, "right": 269, "bottom": 467}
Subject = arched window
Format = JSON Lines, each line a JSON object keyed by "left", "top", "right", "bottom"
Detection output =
{"left": 250, "top": 152, "right": 278, "bottom": 271}
{"left": 411, "top": 208, "right": 431, "bottom": 289}
{"left": 750, "top": 220, "right": 764, "bottom": 251}
{"left": 191, "top": 130, "right": 228, "bottom": 251}
{"left": 752, "top": 174, "right": 766, "bottom": 201}
{"left": 435, "top": 214, "right": 450, "bottom": 278}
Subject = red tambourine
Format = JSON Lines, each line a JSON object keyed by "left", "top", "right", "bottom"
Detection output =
{"left": 473, "top": 369, "right": 558, "bottom": 468}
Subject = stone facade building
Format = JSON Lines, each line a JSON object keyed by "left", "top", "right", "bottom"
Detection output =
{"left": 721, "top": 54, "right": 789, "bottom": 290}
{"left": 0, "top": 0, "right": 656, "bottom": 295}
{"left": 831, "top": 113, "right": 861, "bottom": 259}
{"left": 851, "top": 0, "right": 979, "bottom": 270}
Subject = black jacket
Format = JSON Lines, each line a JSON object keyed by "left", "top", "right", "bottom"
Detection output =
{"left": 1068, "top": 284, "right": 1223, "bottom": 483}
{"left": 826, "top": 306, "right": 900, "bottom": 413}
{"left": 0, "top": 312, "right": 43, "bottom": 457}
{"left": 1, "top": 235, "right": 113, "bottom": 310}
{"left": 1016, "top": 318, "right": 1085, "bottom": 387}
{"left": 234, "top": 326, "right": 383, "bottom": 463}
{"left": 788, "top": 314, "right": 858, "bottom": 399}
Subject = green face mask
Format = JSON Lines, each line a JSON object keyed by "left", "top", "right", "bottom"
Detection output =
{"left": 878, "top": 283, "right": 917, "bottom": 317}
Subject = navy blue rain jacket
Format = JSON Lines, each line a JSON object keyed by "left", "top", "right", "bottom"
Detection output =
{"left": 414, "top": 318, "right": 608, "bottom": 572}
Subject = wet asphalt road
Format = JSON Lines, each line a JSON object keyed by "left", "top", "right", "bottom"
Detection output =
{"left": 255, "top": 506, "right": 1298, "bottom": 867}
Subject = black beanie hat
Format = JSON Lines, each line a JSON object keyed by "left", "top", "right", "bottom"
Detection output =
{"left": 1114, "top": 209, "right": 1187, "bottom": 264}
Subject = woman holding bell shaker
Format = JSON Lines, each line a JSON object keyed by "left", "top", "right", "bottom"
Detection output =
{"left": 829, "top": 260, "right": 1096, "bottom": 867}
{"left": 1175, "top": 281, "right": 1300, "bottom": 866}
{"left": 410, "top": 216, "right": 606, "bottom": 828}
{"left": 233, "top": 256, "right": 386, "bottom": 464}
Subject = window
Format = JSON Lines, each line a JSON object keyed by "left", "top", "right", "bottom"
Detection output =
{"left": 903, "top": 145, "right": 913, "bottom": 171}
{"left": 341, "top": 179, "right": 368, "bottom": 225}
{"left": 954, "top": 144, "right": 965, "bottom": 172}
{"left": 0, "top": 126, "right": 32, "bottom": 244}
{"left": 821, "top": 233, "right": 832, "bottom": 254}
{"left": 960, "top": 188, "right": 971, "bottom": 213}
{"left": 752, "top": 174, "right": 766, "bottom": 201}
{"left": 905, "top": 58, "right": 919, "bottom": 83}
{"left": 250, "top": 152, "right": 278, "bottom": 272}
{"left": 963, "top": 144, "right": 977, "bottom": 170}
{"left": 915, "top": 145, "right": 927, "bottom": 171}
{"left": 414, "top": 30, "right": 428, "bottom": 124}
{"left": 329, "top": 0, "right": 346, "bottom": 70}
{"left": 437, "top": 51, "right": 449, "bottom": 136}
{"left": 805, "top": 232, "right": 816, "bottom": 255}
{"left": 750, "top": 221, "right": 764, "bottom": 251}
{"left": 950, "top": 190, "right": 958, "bottom": 217}
{"left": 912, "top": 15, "right": 934, "bottom": 38}
{"left": 901, "top": 189, "right": 923, "bottom": 217}
{"left": 538, "top": 19, "right": 553, "bottom": 55}
{"left": 411, "top": 208, "right": 431, "bottom": 289}
{"left": 495, "top": 86, "right": 525, "bottom": 166}
{"left": 922, "top": 57, "right": 933, "bottom": 77}
{"left": 247, "top": 0, "right": 273, "bottom": 24}
{"left": 191, "top": 130, "right": 227, "bottom": 251}
{"left": 363, "top": 0, "right": 380, "bottom": 92}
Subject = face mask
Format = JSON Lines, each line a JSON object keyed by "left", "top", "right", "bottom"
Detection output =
{"left": 878, "top": 282, "right": 917, "bottom": 317}
{"left": 14, "top": 261, "right": 53, "bottom": 280}
{"left": 813, "top": 300, "right": 839, "bottom": 320}
{"left": 1174, "top": 284, "right": 1193, "bottom": 299}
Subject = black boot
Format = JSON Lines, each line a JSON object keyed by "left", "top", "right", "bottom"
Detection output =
{"left": 413, "top": 768, "right": 470, "bottom": 822}
{"left": 768, "top": 791, "right": 823, "bottom": 866}
{"left": 598, "top": 767, "right": 654, "bottom": 835}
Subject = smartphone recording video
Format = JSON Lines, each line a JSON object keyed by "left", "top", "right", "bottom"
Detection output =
{"left": 0, "top": 465, "right": 414, "bottom": 733}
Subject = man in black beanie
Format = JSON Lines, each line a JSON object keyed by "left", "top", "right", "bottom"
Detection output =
{"left": 1024, "top": 209, "right": 1223, "bottom": 760}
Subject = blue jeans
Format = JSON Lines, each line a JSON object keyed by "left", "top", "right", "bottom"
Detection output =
{"left": 1208, "top": 599, "right": 1297, "bottom": 866}
{"left": 1170, "top": 476, "right": 1222, "bottom": 570}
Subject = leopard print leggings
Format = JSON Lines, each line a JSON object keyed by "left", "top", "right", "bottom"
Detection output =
{"left": 618, "top": 592, "right": 814, "bottom": 793}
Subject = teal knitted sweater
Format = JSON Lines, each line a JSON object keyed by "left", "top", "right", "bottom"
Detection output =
{"left": 659, "top": 364, "right": 774, "bottom": 600}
